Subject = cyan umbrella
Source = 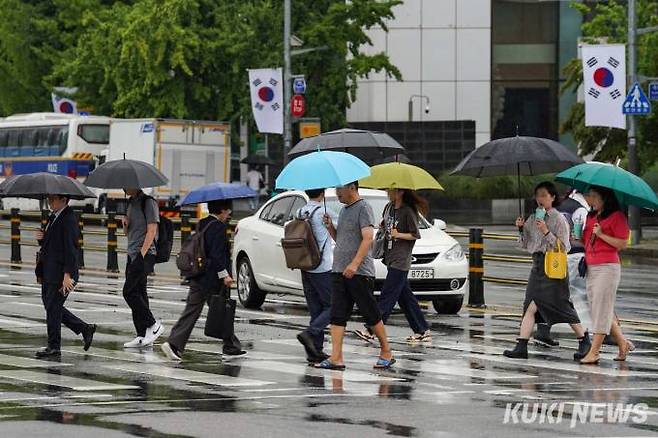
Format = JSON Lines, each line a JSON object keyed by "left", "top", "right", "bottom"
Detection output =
{"left": 276, "top": 150, "right": 370, "bottom": 190}
{"left": 179, "top": 182, "right": 257, "bottom": 206}
{"left": 555, "top": 162, "right": 658, "bottom": 210}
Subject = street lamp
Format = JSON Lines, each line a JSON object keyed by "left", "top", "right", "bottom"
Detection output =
{"left": 408, "top": 95, "right": 430, "bottom": 122}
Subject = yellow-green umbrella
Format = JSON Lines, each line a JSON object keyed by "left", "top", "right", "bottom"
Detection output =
{"left": 359, "top": 162, "right": 444, "bottom": 191}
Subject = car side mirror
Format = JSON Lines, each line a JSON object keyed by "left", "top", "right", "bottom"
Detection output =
{"left": 433, "top": 219, "right": 447, "bottom": 230}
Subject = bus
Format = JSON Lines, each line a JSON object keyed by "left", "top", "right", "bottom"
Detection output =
{"left": 0, "top": 113, "right": 111, "bottom": 211}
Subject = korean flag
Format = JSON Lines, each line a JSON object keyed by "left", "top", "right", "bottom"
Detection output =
{"left": 581, "top": 44, "right": 626, "bottom": 129}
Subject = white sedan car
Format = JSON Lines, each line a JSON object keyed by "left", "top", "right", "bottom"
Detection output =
{"left": 232, "top": 189, "right": 468, "bottom": 314}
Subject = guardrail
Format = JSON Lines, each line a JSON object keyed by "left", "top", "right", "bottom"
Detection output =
{"left": 2, "top": 209, "right": 239, "bottom": 273}
{"left": 2, "top": 210, "right": 531, "bottom": 304}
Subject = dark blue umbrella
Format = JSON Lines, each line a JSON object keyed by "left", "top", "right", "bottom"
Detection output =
{"left": 179, "top": 182, "right": 257, "bottom": 206}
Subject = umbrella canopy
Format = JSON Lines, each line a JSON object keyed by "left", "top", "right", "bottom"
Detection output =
{"left": 276, "top": 150, "right": 370, "bottom": 190}
{"left": 85, "top": 159, "right": 168, "bottom": 189}
{"left": 179, "top": 182, "right": 257, "bottom": 206}
{"left": 555, "top": 162, "right": 658, "bottom": 210}
{"left": 240, "top": 155, "right": 276, "bottom": 166}
{"left": 288, "top": 128, "right": 405, "bottom": 162}
{"left": 451, "top": 136, "right": 584, "bottom": 215}
{"left": 0, "top": 173, "right": 97, "bottom": 200}
{"left": 360, "top": 162, "right": 444, "bottom": 191}
{"left": 451, "top": 136, "right": 584, "bottom": 177}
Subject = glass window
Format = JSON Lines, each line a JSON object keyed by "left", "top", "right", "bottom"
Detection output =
{"left": 78, "top": 124, "right": 109, "bottom": 144}
{"left": 0, "top": 130, "right": 7, "bottom": 147}
{"left": 23, "top": 128, "right": 38, "bottom": 146}
{"left": 262, "top": 196, "right": 295, "bottom": 226}
{"left": 259, "top": 202, "right": 274, "bottom": 221}
{"left": 7, "top": 130, "right": 20, "bottom": 147}
{"left": 56, "top": 127, "right": 68, "bottom": 155}
{"left": 287, "top": 196, "right": 307, "bottom": 222}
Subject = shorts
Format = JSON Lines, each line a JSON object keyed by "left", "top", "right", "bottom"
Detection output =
{"left": 330, "top": 273, "right": 381, "bottom": 327}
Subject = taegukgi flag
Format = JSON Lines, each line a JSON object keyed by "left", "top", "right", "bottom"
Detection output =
{"left": 581, "top": 44, "right": 626, "bottom": 129}
{"left": 51, "top": 93, "right": 78, "bottom": 114}
{"left": 248, "top": 68, "right": 283, "bottom": 134}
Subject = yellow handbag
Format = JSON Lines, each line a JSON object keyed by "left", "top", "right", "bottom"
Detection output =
{"left": 544, "top": 239, "right": 567, "bottom": 280}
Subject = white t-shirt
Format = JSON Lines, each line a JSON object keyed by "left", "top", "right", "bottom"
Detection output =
{"left": 246, "top": 170, "right": 263, "bottom": 191}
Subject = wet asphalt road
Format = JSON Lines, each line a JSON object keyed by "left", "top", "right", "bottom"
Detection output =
{"left": 1, "top": 230, "right": 658, "bottom": 437}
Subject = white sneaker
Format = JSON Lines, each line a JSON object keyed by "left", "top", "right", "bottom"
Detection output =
{"left": 161, "top": 342, "right": 182, "bottom": 361}
{"left": 124, "top": 336, "right": 144, "bottom": 348}
{"left": 142, "top": 322, "right": 164, "bottom": 347}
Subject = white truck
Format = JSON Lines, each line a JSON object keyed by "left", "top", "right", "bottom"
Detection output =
{"left": 102, "top": 119, "right": 231, "bottom": 215}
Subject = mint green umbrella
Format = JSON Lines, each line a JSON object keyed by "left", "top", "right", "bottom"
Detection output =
{"left": 555, "top": 162, "right": 658, "bottom": 210}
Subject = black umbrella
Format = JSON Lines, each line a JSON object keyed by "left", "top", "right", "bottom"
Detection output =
{"left": 0, "top": 173, "right": 97, "bottom": 200}
{"left": 288, "top": 128, "right": 405, "bottom": 162}
{"left": 240, "top": 154, "right": 276, "bottom": 166}
{"left": 85, "top": 158, "right": 168, "bottom": 189}
{"left": 451, "top": 136, "right": 584, "bottom": 214}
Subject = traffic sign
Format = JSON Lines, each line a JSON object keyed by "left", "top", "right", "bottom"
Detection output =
{"left": 293, "top": 77, "right": 306, "bottom": 94}
{"left": 291, "top": 95, "right": 306, "bottom": 118}
{"left": 299, "top": 121, "right": 321, "bottom": 138}
{"left": 623, "top": 82, "right": 651, "bottom": 115}
{"left": 649, "top": 82, "right": 658, "bottom": 101}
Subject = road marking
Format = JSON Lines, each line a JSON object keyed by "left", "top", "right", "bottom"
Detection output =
{"left": 263, "top": 339, "right": 424, "bottom": 357}
{"left": 104, "top": 363, "right": 274, "bottom": 387}
{"left": 0, "top": 370, "right": 140, "bottom": 391}
{"left": 238, "top": 360, "right": 404, "bottom": 383}
{"left": 61, "top": 347, "right": 169, "bottom": 364}
{"left": 0, "top": 317, "right": 41, "bottom": 328}
{"left": 0, "top": 353, "right": 72, "bottom": 369}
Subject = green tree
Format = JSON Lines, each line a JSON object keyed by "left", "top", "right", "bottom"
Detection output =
{"left": 50, "top": 0, "right": 402, "bottom": 128}
{"left": 561, "top": 0, "right": 658, "bottom": 172}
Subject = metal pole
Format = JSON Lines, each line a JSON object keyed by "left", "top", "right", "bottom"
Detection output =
{"left": 468, "top": 228, "right": 485, "bottom": 307}
{"left": 628, "top": 0, "right": 641, "bottom": 244}
{"left": 283, "top": 0, "right": 292, "bottom": 165}
{"left": 106, "top": 213, "right": 119, "bottom": 272}
{"left": 76, "top": 211, "right": 85, "bottom": 268}
{"left": 10, "top": 208, "right": 21, "bottom": 264}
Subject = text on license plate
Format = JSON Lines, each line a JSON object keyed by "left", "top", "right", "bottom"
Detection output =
{"left": 409, "top": 269, "right": 434, "bottom": 279}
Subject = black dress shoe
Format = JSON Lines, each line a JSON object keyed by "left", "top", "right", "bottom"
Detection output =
{"left": 297, "top": 331, "right": 320, "bottom": 359}
{"left": 83, "top": 324, "right": 96, "bottom": 351}
{"left": 35, "top": 347, "right": 61, "bottom": 359}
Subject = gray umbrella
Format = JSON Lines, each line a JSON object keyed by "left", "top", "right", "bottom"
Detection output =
{"left": 451, "top": 136, "right": 584, "bottom": 214}
{"left": 85, "top": 159, "right": 168, "bottom": 189}
{"left": 288, "top": 128, "right": 405, "bottom": 162}
{"left": 0, "top": 173, "right": 97, "bottom": 200}
{"left": 240, "top": 154, "right": 276, "bottom": 166}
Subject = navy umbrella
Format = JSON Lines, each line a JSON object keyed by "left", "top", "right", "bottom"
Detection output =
{"left": 179, "top": 182, "right": 257, "bottom": 206}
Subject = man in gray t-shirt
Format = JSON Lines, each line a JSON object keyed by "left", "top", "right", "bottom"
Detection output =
{"left": 315, "top": 181, "right": 394, "bottom": 371}
{"left": 121, "top": 189, "right": 163, "bottom": 349}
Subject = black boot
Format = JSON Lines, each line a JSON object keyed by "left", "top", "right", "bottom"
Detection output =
{"left": 534, "top": 323, "right": 559, "bottom": 347}
{"left": 503, "top": 338, "right": 529, "bottom": 359}
{"left": 574, "top": 331, "right": 592, "bottom": 361}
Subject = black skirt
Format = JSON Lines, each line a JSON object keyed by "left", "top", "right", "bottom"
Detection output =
{"left": 523, "top": 252, "right": 580, "bottom": 325}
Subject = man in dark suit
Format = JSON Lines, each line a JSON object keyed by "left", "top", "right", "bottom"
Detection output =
{"left": 161, "top": 199, "right": 245, "bottom": 361}
{"left": 35, "top": 194, "right": 96, "bottom": 358}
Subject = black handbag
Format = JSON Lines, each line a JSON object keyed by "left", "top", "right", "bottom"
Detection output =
{"left": 204, "top": 287, "right": 236, "bottom": 340}
{"left": 578, "top": 256, "right": 587, "bottom": 278}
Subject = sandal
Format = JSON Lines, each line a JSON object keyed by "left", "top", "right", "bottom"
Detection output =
{"left": 314, "top": 359, "right": 346, "bottom": 370}
{"left": 614, "top": 341, "right": 636, "bottom": 362}
{"left": 373, "top": 357, "right": 396, "bottom": 369}
{"left": 580, "top": 354, "right": 600, "bottom": 365}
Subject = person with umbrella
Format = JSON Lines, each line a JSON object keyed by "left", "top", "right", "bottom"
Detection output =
{"left": 503, "top": 181, "right": 591, "bottom": 361}
{"left": 354, "top": 162, "right": 443, "bottom": 344}
{"left": 555, "top": 162, "right": 658, "bottom": 364}
{"left": 85, "top": 158, "right": 170, "bottom": 349}
{"left": 276, "top": 150, "right": 394, "bottom": 370}
{"left": 35, "top": 194, "right": 97, "bottom": 358}
{"left": 0, "top": 173, "right": 98, "bottom": 358}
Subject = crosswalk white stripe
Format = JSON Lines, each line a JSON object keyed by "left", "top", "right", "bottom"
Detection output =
{"left": 0, "top": 353, "right": 72, "bottom": 368}
{"left": 104, "top": 363, "right": 274, "bottom": 387}
{"left": 238, "top": 360, "right": 404, "bottom": 383}
{"left": 263, "top": 338, "right": 424, "bottom": 357}
{"left": 61, "top": 347, "right": 169, "bottom": 364}
{"left": 0, "top": 370, "right": 140, "bottom": 391}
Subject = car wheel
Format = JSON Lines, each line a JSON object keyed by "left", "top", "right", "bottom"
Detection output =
{"left": 236, "top": 257, "right": 267, "bottom": 309}
{"left": 432, "top": 295, "right": 464, "bottom": 314}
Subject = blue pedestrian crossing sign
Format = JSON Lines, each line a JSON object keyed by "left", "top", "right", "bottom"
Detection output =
{"left": 649, "top": 82, "right": 658, "bottom": 101}
{"left": 623, "top": 82, "right": 651, "bottom": 115}
{"left": 293, "top": 77, "right": 306, "bottom": 94}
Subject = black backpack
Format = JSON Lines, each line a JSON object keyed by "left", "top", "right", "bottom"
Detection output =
{"left": 176, "top": 220, "right": 215, "bottom": 278}
{"left": 141, "top": 196, "right": 174, "bottom": 264}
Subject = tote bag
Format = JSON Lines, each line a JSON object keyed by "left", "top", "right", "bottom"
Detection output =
{"left": 544, "top": 239, "right": 567, "bottom": 280}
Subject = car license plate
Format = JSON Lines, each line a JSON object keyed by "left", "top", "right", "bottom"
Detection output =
{"left": 409, "top": 268, "right": 434, "bottom": 279}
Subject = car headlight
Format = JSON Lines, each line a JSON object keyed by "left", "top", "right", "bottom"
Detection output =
{"left": 443, "top": 244, "right": 464, "bottom": 261}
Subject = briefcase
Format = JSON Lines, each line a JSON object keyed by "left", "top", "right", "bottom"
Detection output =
{"left": 204, "top": 288, "right": 236, "bottom": 340}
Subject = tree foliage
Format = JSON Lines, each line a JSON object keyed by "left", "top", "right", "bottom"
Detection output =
{"left": 0, "top": 0, "right": 402, "bottom": 130}
{"left": 561, "top": 0, "right": 658, "bottom": 173}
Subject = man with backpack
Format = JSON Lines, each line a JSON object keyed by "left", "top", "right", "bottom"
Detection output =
{"left": 161, "top": 199, "right": 246, "bottom": 361}
{"left": 122, "top": 188, "right": 165, "bottom": 348}
{"left": 293, "top": 189, "right": 337, "bottom": 363}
